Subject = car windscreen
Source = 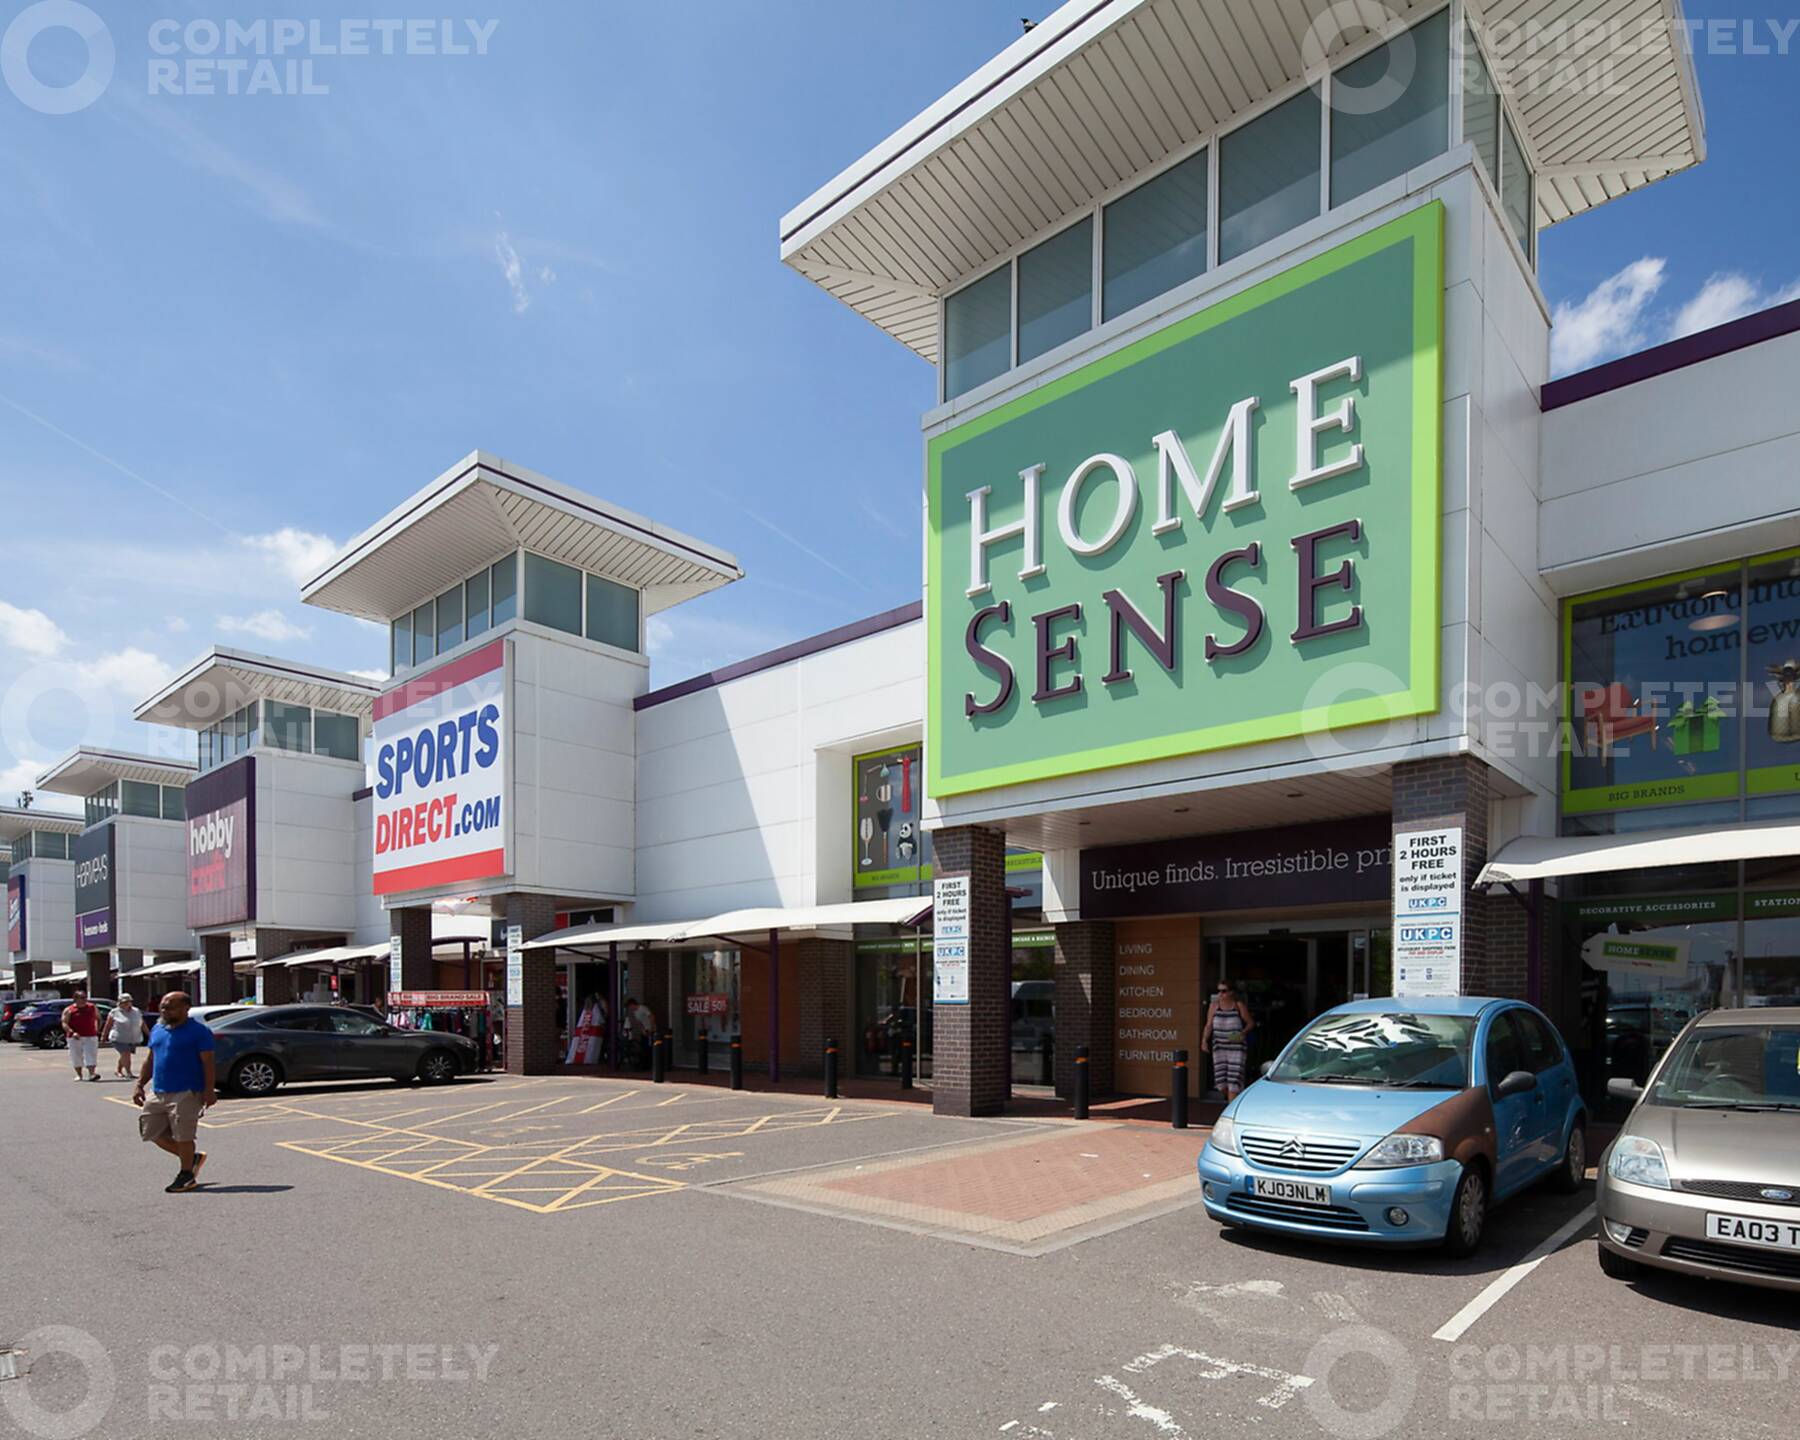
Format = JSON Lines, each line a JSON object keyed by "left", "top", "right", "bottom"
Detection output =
{"left": 205, "top": 1010, "right": 252, "bottom": 1027}
{"left": 1645, "top": 1025, "right": 1800, "bottom": 1109}
{"left": 1267, "top": 1012, "right": 1478, "bottom": 1089}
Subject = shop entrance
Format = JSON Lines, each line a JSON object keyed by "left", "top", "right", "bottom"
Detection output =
{"left": 1207, "top": 924, "right": 1392, "bottom": 1071}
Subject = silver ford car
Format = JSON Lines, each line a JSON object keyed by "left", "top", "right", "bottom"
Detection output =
{"left": 1597, "top": 1008, "right": 1800, "bottom": 1292}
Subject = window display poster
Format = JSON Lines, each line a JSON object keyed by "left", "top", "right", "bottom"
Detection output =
{"left": 1113, "top": 917, "right": 1203, "bottom": 1097}
{"left": 932, "top": 874, "right": 969, "bottom": 1004}
{"left": 389, "top": 936, "right": 403, "bottom": 999}
{"left": 505, "top": 923, "right": 523, "bottom": 1008}
{"left": 1747, "top": 559, "right": 1800, "bottom": 794}
{"left": 852, "top": 742, "right": 1040, "bottom": 889}
{"left": 1393, "top": 826, "right": 1462, "bottom": 998}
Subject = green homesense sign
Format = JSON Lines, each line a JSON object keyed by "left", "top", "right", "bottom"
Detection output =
{"left": 926, "top": 205, "right": 1443, "bottom": 797}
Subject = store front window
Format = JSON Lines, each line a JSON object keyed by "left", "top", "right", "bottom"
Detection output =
{"left": 673, "top": 948, "right": 738, "bottom": 1067}
{"left": 1010, "top": 930, "right": 1055, "bottom": 1086}
{"left": 855, "top": 933, "right": 924, "bottom": 1079}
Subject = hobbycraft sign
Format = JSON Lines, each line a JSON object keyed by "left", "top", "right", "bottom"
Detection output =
{"left": 372, "top": 639, "right": 510, "bottom": 895}
{"left": 7, "top": 874, "right": 24, "bottom": 953}
{"left": 186, "top": 756, "right": 256, "bottom": 930}
{"left": 926, "top": 205, "right": 1443, "bottom": 796}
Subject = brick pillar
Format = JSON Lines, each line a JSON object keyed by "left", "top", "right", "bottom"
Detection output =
{"left": 1053, "top": 920, "right": 1115, "bottom": 1099}
{"left": 1392, "top": 755, "right": 1498, "bottom": 996}
{"left": 261, "top": 965, "right": 295, "bottom": 1005}
{"left": 502, "top": 892, "right": 563, "bottom": 1075}
{"left": 797, "top": 938, "right": 853, "bottom": 1078}
{"left": 931, "top": 825, "right": 1009, "bottom": 1118}
{"left": 85, "top": 951, "right": 112, "bottom": 996}
{"left": 115, "top": 949, "right": 144, "bottom": 993}
{"left": 389, "top": 906, "right": 435, "bottom": 990}
{"left": 200, "top": 933, "right": 234, "bottom": 1005}
{"left": 14, "top": 962, "right": 34, "bottom": 990}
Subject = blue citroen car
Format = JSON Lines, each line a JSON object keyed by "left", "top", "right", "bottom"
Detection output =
{"left": 1198, "top": 998, "right": 1587, "bottom": 1254}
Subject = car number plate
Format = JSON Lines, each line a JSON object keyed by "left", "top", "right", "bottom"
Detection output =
{"left": 1251, "top": 1177, "right": 1331, "bottom": 1205}
{"left": 1706, "top": 1213, "right": 1800, "bottom": 1250}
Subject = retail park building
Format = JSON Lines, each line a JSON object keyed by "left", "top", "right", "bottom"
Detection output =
{"left": 11, "top": 1, "right": 1800, "bottom": 1111}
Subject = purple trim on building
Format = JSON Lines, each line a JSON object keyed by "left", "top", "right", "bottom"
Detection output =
{"left": 636, "top": 601, "right": 922, "bottom": 711}
{"left": 351, "top": 786, "right": 373, "bottom": 802}
{"left": 1543, "top": 296, "right": 1800, "bottom": 411}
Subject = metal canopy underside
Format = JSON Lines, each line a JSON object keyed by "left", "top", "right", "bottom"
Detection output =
{"left": 35, "top": 747, "right": 196, "bottom": 797}
{"left": 300, "top": 451, "right": 744, "bottom": 624}
{"left": 523, "top": 896, "right": 934, "bottom": 953}
{"left": 0, "top": 806, "right": 85, "bottom": 842}
{"left": 1477, "top": 818, "right": 1800, "bottom": 887}
{"left": 780, "top": 0, "right": 1705, "bottom": 361}
{"left": 134, "top": 647, "right": 382, "bottom": 730}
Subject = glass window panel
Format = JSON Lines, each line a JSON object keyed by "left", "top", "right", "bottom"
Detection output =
{"left": 1102, "top": 149, "right": 1209, "bottom": 322}
{"left": 1742, "top": 556, "right": 1800, "bottom": 793}
{"left": 265, "top": 700, "right": 311, "bottom": 753}
{"left": 523, "top": 553, "right": 583, "bottom": 635}
{"left": 943, "top": 265, "right": 1012, "bottom": 400}
{"left": 1220, "top": 87, "right": 1322, "bottom": 263}
{"left": 1330, "top": 11, "right": 1450, "bottom": 205}
{"left": 161, "top": 786, "right": 185, "bottom": 821}
{"left": 120, "top": 779, "right": 161, "bottom": 818}
{"left": 392, "top": 613, "right": 412, "bottom": 673}
{"left": 1500, "top": 113, "right": 1534, "bottom": 259}
{"left": 313, "top": 711, "right": 359, "bottom": 762}
{"left": 244, "top": 702, "right": 261, "bottom": 752}
{"left": 490, "top": 555, "right": 518, "bottom": 625}
{"left": 464, "top": 568, "right": 491, "bottom": 639}
{"left": 585, "top": 574, "right": 640, "bottom": 651}
{"left": 411, "top": 601, "right": 436, "bottom": 664}
{"left": 436, "top": 584, "right": 464, "bottom": 654}
{"left": 1461, "top": 22, "right": 1500, "bottom": 186}
{"left": 1016, "top": 216, "right": 1092, "bottom": 364}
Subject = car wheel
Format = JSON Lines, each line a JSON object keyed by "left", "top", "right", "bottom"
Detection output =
{"left": 417, "top": 1049, "right": 460, "bottom": 1085}
{"left": 1442, "top": 1164, "right": 1489, "bottom": 1257}
{"left": 1550, "top": 1124, "right": 1587, "bottom": 1194}
{"left": 1598, "top": 1242, "right": 1641, "bottom": 1281}
{"left": 37, "top": 1030, "right": 66, "bottom": 1050}
{"left": 230, "top": 1056, "right": 282, "bottom": 1097}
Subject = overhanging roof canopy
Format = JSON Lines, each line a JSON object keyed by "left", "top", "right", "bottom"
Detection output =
{"left": 522, "top": 896, "right": 934, "bottom": 953}
{"left": 119, "top": 959, "right": 202, "bottom": 978}
{"left": 0, "top": 806, "right": 84, "bottom": 843}
{"left": 257, "top": 942, "right": 392, "bottom": 970}
{"left": 1476, "top": 819, "right": 1800, "bottom": 888}
{"left": 781, "top": 0, "right": 1705, "bottom": 360}
{"left": 300, "top": 451, "right": 744, "bottom": 624}
{"left": 37, "top": 747, "right": 196, "bottom": 797}
{"left": 135, "top": 648, "right": 381, "bottom": 730}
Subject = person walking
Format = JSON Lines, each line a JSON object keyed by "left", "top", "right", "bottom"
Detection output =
{"left": 131, "top": 991, "right": 217, "bottom": 1194}
{"left": 62, "top": 986, "right": 102, "bottom": 1081}
{"left": 1201, "top": 980, "right": 1255, "bottom": 1102}
{"left": 105, "top": 993, "right": 146, "bottom": 1077}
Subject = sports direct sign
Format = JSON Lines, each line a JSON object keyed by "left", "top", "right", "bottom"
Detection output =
{"left": 372, "top": 638, "right": 509, "bottom": 895}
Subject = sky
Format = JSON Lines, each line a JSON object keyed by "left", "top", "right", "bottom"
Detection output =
{"left": 1, "top": 0, "right": 1796, "bottom": 812}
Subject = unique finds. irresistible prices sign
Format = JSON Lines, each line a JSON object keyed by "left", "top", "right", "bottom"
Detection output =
{"left": 373, "top": 638, "right": 509, "bottom": 895}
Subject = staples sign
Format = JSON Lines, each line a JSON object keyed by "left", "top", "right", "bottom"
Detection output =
{"left": 373, "top": 638, "right": 508, "bottom": 896}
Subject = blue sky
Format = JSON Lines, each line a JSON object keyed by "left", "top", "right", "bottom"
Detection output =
{"left": 1, "top": 0, "right": 1796, "bottom": 808}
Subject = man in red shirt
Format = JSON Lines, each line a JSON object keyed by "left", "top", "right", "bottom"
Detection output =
{"left": 63, "top": 987, "right": 102, "bottom": 1081}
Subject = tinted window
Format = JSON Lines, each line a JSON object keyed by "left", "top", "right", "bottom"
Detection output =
{"left": 1484, "top": 1012, "right": 1528, "bottom": 1086}
{"left": 263, "top": 1010, "right": 328, "bottom": 1032}
{"left": 264, "top": 701, "right": 312, "bottom": 753}
{"left": 411, "top": 601, "right": 436, "bottom": 664}
{"left": 585, "top": 574, "right": 639, "bottom": 652}
{"left": 436, "top": 584, "right": 465, "bottom": 654}
{"left": 160, "top": 786, "right": 186, "bottom": 821}
{"left": 327, "top": 1010, "right": 386, "bottom": 1035}
{"left": 490, "top": 555, "right": 518, "bottom": 625}
{"left": 1514, "top": 1010, "right": 1564, "bottom": 1072}
{"left": 1103, "top": 148, "right": 1208, "bottom": 322}
{"left": 313, "top": 712, "right": 359, "bottom": 762}
{"left": 465, "top": 567, "right": 491, "bottom": 639}
{"left": 943, "top": 265, "right": 1011, "bottom": 400}
{"left": 1219, "top": 87, "right": 1322, "bottom": 263}
{"left": 1016, "top": 216, "right": 1092, "bottom": 364}
{"left": 1330, "top": 9, "right": 1449, "bottom": 205}
{"left": 1461, "top": 22, "right": 1500, "bottom": 186}
{"left": 121, "top": 779, "right": 162, "bottom": 818}
{"left": 524, "top": 553, "right": 583, "bottom": 635}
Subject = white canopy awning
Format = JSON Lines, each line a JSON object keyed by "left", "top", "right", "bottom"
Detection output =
{"left": 257, "top": 942, "right": 391, "bottom": 970}
{"left": 1476, "top": 819, "right": 1800, "bottom": 889}
{"left": 32, "top": 970, "right": 81, "bottom": 984}
{"left": 118, "top": 959, "right": 202, "bottom": 979}
{"left": 522, "top": 896, "right": 933, "bottom": 953}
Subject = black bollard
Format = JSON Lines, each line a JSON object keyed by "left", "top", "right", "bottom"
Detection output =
{"left": 662, "top": 1028, "right": 674, "bottom": 1069}
{"left": 730, "top": 1035, "right": 744, "bottom": 1090}
{"left": 1074, "top": 1043, "right": 1090, "bottom": 1120}
{"left": 899, "top": 1037, "right": 914, "bottom": 1090}
{"left": 652, "top": 1032, "right": 666, "bottom": 1084}
{"left": 1039, "top": 1031, "right": 1054, "bottom": 1086}
{"left": 696, "top": 1031, "right": 709, "bottom": 1076}
{"left": 1172, "top": 1049, "right": 1189, "bottom": 1130}
{"left": 824, "top": 1037, "right": 839, "bottom": 1099}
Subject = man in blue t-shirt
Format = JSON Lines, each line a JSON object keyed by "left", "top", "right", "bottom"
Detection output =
{"left": 132, "top": 991, "right": 217, "bottom": 1194}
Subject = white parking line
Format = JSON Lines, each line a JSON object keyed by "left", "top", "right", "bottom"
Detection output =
{"left": 1432, "top": 1203, "right": 1596, "bottom": 1343}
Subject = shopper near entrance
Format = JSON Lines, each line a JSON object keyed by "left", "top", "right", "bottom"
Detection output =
{"left": 132, "top": 991, "right": 216, "bottom": 1194}
{"left": 1202, "top": 982, "right": 1255, "bottom": 1100}
{"left": 62, "top": 986, "right": 102, "bottom": 1081}
{"left": 105, "top": 993, "right": 145, "bottom": 1077}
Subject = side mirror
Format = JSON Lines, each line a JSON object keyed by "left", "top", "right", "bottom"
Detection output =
{"left": 1495, "top": 1069, "right": 1538, "bottom": 1100}
{"left": 1259, "top": 1060, "right": 1275, "bottom": 1077}
{"left": 1606, "top": 1076, "right": 1645, "bottom": 1102}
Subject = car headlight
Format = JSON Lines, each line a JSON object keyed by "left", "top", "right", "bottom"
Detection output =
{"left": 1207, "top": 1116, "right": 1239, "bottom": 1155}
{"left": 1606, "top": 1135, "right": 1671, "bottom": 1190}
{"left": 1362, "top": 1133, "right": 1446, "bottom": 1168}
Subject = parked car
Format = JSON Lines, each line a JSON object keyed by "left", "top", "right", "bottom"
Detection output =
{"left": 11, "top": 999, "right": 117, "bottom": 1049}
{"left": 1198, "top": 998, "right": 1587, "bottom": 1254}
{"left": 188, "top": 1005, "right": 253, "bottom": 1026}
{"left": 1597, "top": 1007, "right": 1800, "bottom": 1292}
{"left": 211, "top": 1004, "right": 479, "bottom": 1096}
{"left": 0, "top": 995, "right": 57, "bottom": 1042}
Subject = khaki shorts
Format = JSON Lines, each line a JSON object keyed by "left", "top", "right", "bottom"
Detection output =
{"left": 138, "top": 1091, "right": 203, "bottom": 1145}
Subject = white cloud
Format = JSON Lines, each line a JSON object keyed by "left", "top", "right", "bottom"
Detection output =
{"left": 0, "top": 756, "right": 47, "bottom": 799}
{"left": 166, "top": 616, "right": 190, "bottom": 634}
{"left": 495, "top": 232, "right": 531, "bottom": 314}
{"left": 1671, "top": 272, "right": 1800, "bottom": 340}
{"left": 1550, "top": 257, "right": 1666, "bottom": 375}
{"left": 348, "top": 667, "right": 388, "bottom": 684}
{"left": 77, "top": 648, "right": 175, "bottom": 703}
{"left": 128, "top": 97, "right": 323, "bottom": 228}
{"left": 239, "top": 528, "right": 341, "bottom": 587}
{"left": 0, "top": 601, "right": 70, "bottom": 659}
{"left": 217, "top": 609, "right": 312, "bottom": 644}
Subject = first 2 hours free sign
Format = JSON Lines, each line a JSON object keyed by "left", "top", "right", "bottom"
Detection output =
{"left": 372, "top": 639, "right": 509, "bottom": 895}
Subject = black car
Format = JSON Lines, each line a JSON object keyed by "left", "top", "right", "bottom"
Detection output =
{"left": 209, "top": 1004, "right": 478, "bottom": 1096}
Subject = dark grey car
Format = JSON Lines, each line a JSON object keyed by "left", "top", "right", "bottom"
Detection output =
{"left": 211, "top": 1005, "right": 479, "bottom": 1097}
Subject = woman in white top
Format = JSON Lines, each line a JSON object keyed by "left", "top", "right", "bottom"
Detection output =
{"left": 105, "top": 994, "right": 146, "bottom": 1077}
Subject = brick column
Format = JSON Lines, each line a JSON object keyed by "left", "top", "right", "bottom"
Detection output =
{"left": 1392, "top": 755, "right": 1504, "bottom": 996}
{"left": 931, "top": 825, "right": 1009, "bottom": 1118}
{"left": 256, "top": 929, "right": 343, "bottom": 1006}
{"left": 389, "top": 906, "right": 435, "bottom": 990}
{"left": 85, "top": 951, "right": 112, "bottom": 996}
{"left": 797, "top": 938, "right": 854, "bottom": 1078}
{"left": 14, "top": 961, "right": 34, "bottom": 990}
{"left": 1053, "top": 920, "right": 1115, "bottom": 1099}
{"left": 200, "top": 933, "right": 234, "bottom": 1005}
{"left": 503, "top": 892, "right": 563, "bottom": 1075}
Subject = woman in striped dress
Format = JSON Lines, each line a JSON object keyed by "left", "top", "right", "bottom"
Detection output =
{"left": 1202, "top": 981, "right": 1255, "bottom": 1100}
